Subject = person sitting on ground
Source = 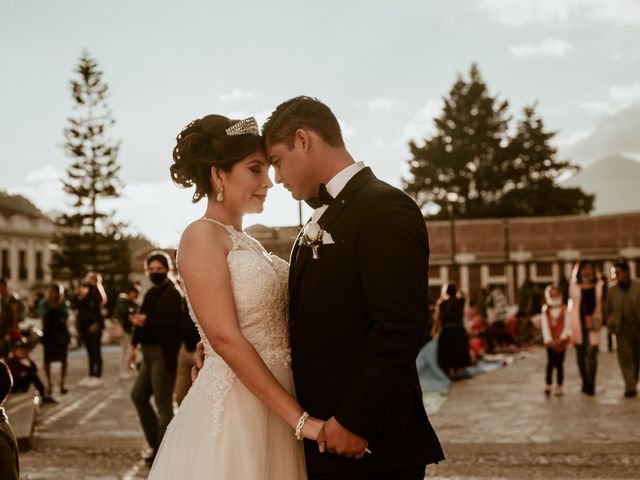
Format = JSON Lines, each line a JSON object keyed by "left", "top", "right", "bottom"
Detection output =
{"left": 0, "top": 359, "right": 19, "bottom": 480}
{"left": 5, "top": 340, "right": 56, "bottom": 403}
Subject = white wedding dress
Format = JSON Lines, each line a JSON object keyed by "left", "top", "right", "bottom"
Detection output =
{"left": 149, "top": 219, "right": 306, "bottom": 479}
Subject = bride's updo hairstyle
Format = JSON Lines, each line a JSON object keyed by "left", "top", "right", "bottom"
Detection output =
{"left": 170, "top": 115, "right": 264, "bottom": 203}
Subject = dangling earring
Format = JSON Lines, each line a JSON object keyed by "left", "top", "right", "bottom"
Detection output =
{"left": 216, "top": 188, "right": 224, "bottom": 202}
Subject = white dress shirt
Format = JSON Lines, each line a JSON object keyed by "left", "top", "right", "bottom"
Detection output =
{"left": 311, "top": 162, "right": 366, "bottom": 223}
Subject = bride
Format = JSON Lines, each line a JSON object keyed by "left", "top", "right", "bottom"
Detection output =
{"left": 148, "top": 115, "right": 322, "bottom": 479}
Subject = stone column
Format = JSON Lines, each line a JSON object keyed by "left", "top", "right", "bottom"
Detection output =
{"left": 27, "top": 239, "right": 35, "bottom": 283}
{"left": 10, "top": 238, "right": 19, "bottom": 283}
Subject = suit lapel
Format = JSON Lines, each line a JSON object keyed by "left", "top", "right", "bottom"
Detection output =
{"left": 288, "top": 225, "right": 306, "bottom": 293}
{"left": 289, "top": 167, "right": 376, "bottom": 291}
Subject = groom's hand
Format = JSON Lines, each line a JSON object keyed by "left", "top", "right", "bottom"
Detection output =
{"left": 318, "top": 417, "right": 368, "bottom": 459}
{"left": 191, "top": 341, "right": 205, "bottom": 383}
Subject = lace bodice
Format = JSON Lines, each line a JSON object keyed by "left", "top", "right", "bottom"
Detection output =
{"left": 180, "top": 218, "right": 291, "bottom": 434}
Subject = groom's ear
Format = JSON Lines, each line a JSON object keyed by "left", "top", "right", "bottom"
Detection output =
{"left": 295, "top": 129, "right": 311, "bottom": 153}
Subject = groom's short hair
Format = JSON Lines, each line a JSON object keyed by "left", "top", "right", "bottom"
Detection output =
{"left": 262, "top": 96, "right": 344, "bottom": 149}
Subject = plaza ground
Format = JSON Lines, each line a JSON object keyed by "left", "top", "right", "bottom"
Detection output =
{"left": 14, "top": 344, "right": 640, "bottom": 479}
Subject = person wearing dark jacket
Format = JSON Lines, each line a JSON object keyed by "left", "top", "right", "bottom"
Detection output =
{"left": 129, "top": 251, "right": 183, "bottom": 463}
{"left": 268, "top": 97, "right": 444, "bottom": 478}
{"left": 113, "top": 284, "right": 140, "bottom": 378}
{"left": 39, "top": 283, "right": 71, "bottom": 395}
{"left": 74, "top": 272, "right": 107, "bottom": 387}
{"left": 0, "top": 359, "right": 19, "bottom": 480}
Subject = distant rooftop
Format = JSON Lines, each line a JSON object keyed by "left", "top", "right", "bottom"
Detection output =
{"left": 0, "top": 190, "right": 48, "bottom": 219}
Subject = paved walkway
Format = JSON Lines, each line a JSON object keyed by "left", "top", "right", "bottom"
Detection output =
{"left": 18, "top": 345, "right": 149, "bottom": 479}
{"left": 14, "top": 344, "right": 640, "bottom": 479}
{"left": 427, "top": 347, "right": 640, "bottom": 479}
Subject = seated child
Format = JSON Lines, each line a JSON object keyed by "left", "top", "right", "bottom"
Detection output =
{"left": 6, "top": 340, "right": 56, "bottom": 403}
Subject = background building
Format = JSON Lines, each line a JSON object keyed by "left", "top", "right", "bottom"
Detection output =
{"left": 0, "top": 192, "right": 55, "bottom": 300}
{"left": 247, "top": 211, "right": 640, "bottom": 305}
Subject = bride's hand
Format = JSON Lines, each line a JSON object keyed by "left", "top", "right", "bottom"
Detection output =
{"left": 301, "top": 416, "right": 324, "bottom": 441}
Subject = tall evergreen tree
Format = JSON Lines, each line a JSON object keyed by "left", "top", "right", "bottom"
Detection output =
{"left": 498, "top": 104, "right": 594, "bottom": 216}
{"left": 403, "top": 64, "right": 594, "bottom": 218}
{"left": 52, "top": 51, "right": 130, "bottom": 301}
{"left": 62, "top": 51, "right": 122, "bottom": 240}
{"left": 404, "top": 64, "right": 511, "bottom": 218}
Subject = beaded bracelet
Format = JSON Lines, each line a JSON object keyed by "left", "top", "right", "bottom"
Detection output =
{"left": 295, "top": 412, "right": 309, "bottom": 440}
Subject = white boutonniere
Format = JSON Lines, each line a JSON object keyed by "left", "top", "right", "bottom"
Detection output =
{"left": 298, "top": 221, "right": 335, "bottom": 259}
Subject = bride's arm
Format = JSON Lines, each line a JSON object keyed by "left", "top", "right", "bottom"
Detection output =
{"left": 179, "top": 222, "right": 322, "bottom": 440}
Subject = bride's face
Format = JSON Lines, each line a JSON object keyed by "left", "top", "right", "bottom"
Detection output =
{"left": 218, "top": 150, "right": 273, "bottom": 214}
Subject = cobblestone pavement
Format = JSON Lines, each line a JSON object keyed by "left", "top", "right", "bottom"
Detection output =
{"left": 427, "top": 347, "right": 640, "bottom": 479}
{"left": 16, "top": 344, "right": 640, "bottom": 479}
{"left": 20, "top": 345, "right": 150, "bottom": 479}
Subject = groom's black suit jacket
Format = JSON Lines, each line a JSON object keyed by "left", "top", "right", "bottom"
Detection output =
{"left": 289, "top": 167, "right": 444, "bottom": 475}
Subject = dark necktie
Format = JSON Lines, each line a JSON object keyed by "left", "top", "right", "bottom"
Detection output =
{"left": 304, "top": 183, "right": 334, "bottom": 209}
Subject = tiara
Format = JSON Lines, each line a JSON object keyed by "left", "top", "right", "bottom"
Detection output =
{"left": 225, "top": 117, "right": 259, "bottom": 136}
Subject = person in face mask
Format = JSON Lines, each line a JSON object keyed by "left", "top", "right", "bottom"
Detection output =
{"left": 541, "top": 285, "right": 571, "bottom": 396}
{"left": 129, "top": 251, "right": 184, "bottom": 464}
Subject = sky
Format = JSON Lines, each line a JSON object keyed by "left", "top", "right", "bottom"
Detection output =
{"left": 2, "top": 0, "right": 640, "bottom": 247}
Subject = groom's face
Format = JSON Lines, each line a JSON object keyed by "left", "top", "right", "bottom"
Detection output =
{"left": 267, "top": 140, "right": 314, "bottom": 201}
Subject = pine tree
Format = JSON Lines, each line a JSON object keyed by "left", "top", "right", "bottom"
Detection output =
{"left": 52, "top": 51, "right": 131, "bottom": 302}
{"left": 62, "top": 51, "right": 122, "bottom": 240}
{"left": 404, "top": 64, "right": 511, "bottom": 218}
{"left": 499, "top": 104, "right": 594, "bottom": 216}
{"left": 403, "top": 64, "right": 594, "bottom": 218}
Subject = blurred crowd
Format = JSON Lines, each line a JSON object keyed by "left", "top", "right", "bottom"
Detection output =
{"left": 0, "top": 250, "right": 200, "bottom": 471}
{"left": 0, "top": 253, "right": 638, "bottom": 478}
{"left": 429, "top": 258, "right": 640, "bottom": 399}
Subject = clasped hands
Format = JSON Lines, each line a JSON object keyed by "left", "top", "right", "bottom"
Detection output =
{"left": 192, "top": 342, "right": 369, "bottom": 459}
{"left": 300, "top": 415, "right": 368, "bottom": 459}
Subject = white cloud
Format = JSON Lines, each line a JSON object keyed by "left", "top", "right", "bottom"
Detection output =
{"left": 337, "top": 118, "right": 357, "bottom": 138}
{"left": 510, "top": 38, "right": 574, "bottom": 57}
{"left": 10, "top": 166, "right": 68, "bottom": 213}
{"left": 610, "top": 82, "right": 640, "bottom": 106}
{"left": 477, "top": 0, "right": 574, "bottom": 26}
{"left": 622, "top": 152, "right": 640, "bottom": 162}
{"left": 562, "top": 103, "right": 640, "bottom": 164}
{"left": 217, "top": 89, "right": 255, "bottom": 102}
{"left": 581, "top": 82, "right": 640, "bottom": 116}
{"left": 477, "top": 0, "right": 640, "bottom": 26}
{"left": 367, "top": 98, "right": 395, "bottom": 113}
{"left": 581, "top": 102, "right": 617, "bottom": 116}
{"left": 24, "top": 165, "right": 62, "bottom": 184}
{"left": 402, "top": 98, "right": 442, "bottom": 143}
{"left": 555, "top": 128, "right": 595, "bottom": 148}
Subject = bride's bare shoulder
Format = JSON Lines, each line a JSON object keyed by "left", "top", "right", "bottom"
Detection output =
{"left": 179, "top": 220, "right": 229, "bottom": 260}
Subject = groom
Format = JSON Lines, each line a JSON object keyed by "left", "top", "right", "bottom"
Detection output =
{"left": 262, "top": 96, "right": 444, "bottom": 479}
